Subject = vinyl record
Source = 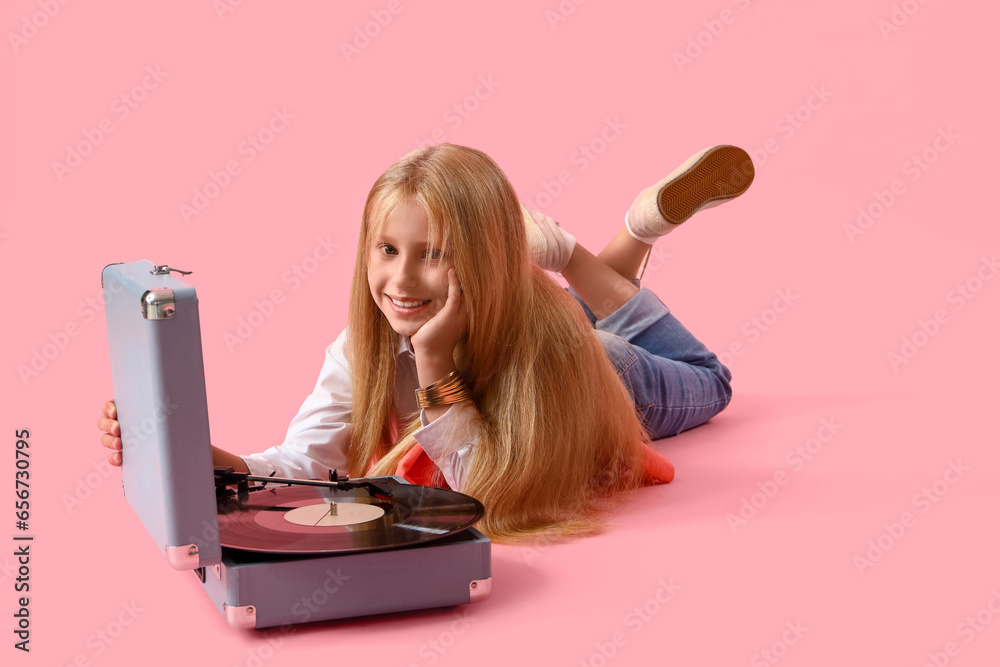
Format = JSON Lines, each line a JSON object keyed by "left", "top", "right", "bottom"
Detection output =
{"left": 217, "top": 482, "right": 485, "bottom": 554}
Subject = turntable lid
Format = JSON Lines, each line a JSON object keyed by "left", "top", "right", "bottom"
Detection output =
{"left": 103, "top": 261, "right": 221, "bottom": 569}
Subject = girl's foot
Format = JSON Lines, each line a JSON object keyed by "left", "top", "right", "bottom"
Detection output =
{"left": 521, "top": 204, "right": 577, "bottom": 273}
{"left": 625, "top": 145, "right": 754, "bottom": 244}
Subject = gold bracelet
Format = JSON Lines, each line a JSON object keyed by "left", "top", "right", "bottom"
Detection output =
{"left": 415, "top": 370, "right": 471, "bottom": 409}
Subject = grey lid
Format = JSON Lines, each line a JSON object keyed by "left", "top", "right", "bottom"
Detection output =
{"left": 103, "top": 260, "right": 221, "bottom": 568}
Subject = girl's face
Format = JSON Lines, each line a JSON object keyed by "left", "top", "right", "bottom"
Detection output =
{"left": 367, "top": 200, "right": 453, "bottom": 338}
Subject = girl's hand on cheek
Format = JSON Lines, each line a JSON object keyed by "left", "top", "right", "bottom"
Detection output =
{"left": 410, "top": 269, "right": 467, "bottom": 363}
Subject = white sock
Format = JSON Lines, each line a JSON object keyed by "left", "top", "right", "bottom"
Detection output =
{"left": 624, "top": 206, "right": 681, "bottom": 246}
{"left": 624, "top": 211, "right": 661, "bottom": 245}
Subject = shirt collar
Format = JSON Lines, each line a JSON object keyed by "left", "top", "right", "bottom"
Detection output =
{"left": 398, "top": 335, "right": 415, "bottom": 359}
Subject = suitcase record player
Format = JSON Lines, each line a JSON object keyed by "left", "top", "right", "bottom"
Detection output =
{"left": 101, "top": 260, "right": 492, "bottom": 629}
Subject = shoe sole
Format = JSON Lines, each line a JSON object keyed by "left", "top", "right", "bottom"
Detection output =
{"left": 657, "top": 145, "right": 755, "bottom": 225}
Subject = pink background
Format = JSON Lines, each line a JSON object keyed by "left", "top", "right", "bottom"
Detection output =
{"left": 4, "top": 0, "right": 999, "bottom": 664}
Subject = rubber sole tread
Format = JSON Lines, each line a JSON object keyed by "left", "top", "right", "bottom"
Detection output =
{"left": 656, "top": 145, "right": 755, "bottom": 225}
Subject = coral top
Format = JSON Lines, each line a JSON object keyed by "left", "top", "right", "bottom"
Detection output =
{"left": 393, "top": 442, "right": 675, "bottom": 489}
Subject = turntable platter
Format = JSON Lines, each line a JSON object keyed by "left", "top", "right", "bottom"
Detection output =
{"left": 217, "top": 483, "right": 485, "bottom": 554}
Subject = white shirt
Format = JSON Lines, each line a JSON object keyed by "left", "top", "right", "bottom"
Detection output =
{"left": 240, "top": 328, "right": 478, "bottom": 490}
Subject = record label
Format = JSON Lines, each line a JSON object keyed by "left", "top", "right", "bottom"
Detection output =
{"left": 282, "top": 502, "right": 385, "bottom": 527}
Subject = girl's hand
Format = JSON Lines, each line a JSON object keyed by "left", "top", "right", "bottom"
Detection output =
{"left": 98, "top": 399, "right": 123, "bottom": 467}
{"left": 410, "top": 268, "right": 467, "bottom": 364}
{"left": 97, "top": 399, "right": 245, "bottom": 471}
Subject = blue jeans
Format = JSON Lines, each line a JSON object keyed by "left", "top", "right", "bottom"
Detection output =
{"left": 569, "top": 284, "right": 733, "bottom": 440}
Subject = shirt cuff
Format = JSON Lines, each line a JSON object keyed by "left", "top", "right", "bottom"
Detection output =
{"left": 413, "top": 401, "right": 478, "bottom": 490}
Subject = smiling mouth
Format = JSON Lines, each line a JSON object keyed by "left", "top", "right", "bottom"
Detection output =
{"left": 388, "top": 296, "right": 431, "bottom": 310}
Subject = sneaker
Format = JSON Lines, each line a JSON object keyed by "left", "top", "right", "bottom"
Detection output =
{"left": 626, "top": 145, "right": 754, "bottom": 244}
{"left": 521, "top": 204, "right": 576, "bottom": 273}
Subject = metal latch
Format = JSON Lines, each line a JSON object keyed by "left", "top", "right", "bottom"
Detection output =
{"left": 150, "top": 265, "right": 192, "bottom": 276}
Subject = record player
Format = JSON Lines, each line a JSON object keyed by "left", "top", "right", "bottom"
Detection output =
{"left": 101, "top": 260, "right": 491, "bottom": 629}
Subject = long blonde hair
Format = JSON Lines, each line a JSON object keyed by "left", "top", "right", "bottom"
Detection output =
{"left": 347, "top": 144, "right": 648, "bottom": 542}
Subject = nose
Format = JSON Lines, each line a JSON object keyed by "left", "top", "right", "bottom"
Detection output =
{"left": 390, "top": 254, "right": 421, "bottom": 290}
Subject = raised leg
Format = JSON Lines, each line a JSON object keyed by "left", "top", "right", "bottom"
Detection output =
{"left": 597, "top": 225, "right": 654, "bottom": 281}
{"left": 560, "top": 241, "right": 640, "bottom": 321}
{"left": 543, "top": 144, "right": 754, "bottom": 318}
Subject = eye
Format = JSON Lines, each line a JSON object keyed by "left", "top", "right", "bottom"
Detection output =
{"left": 424, "top": 248, "right": 443, "bottom": 260}
{"left": 377, "top": 243, "right": 398, "bottom": 256}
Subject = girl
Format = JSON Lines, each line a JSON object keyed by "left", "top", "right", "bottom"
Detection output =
{"left": 98, "top": 143, "right": 753, "bottom": 542}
